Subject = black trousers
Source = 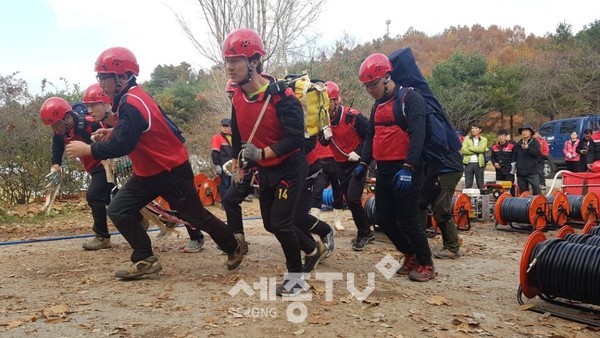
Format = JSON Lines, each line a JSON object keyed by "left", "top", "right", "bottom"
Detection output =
{"left": 294, "top": 162, "right": 332, "bottom": 245}
{"left": 107, "top": 161, "right": 237, "bottom": 262}
{"left": 376, "top": 161, "right": 432, "bottom": 265}
{"left": 222, "top": 168, "right": 257, "bottom": 235}
{"left": 312, "top": 157, "right": 344, "bottom": 210}
{"left": 257, "top": 152, "right": 309, "bottom": 273}
{"left": 87, "top": 167, "right": 115, "bottom": 238}
{"left": 337, "top": 161, "right": 370, "bottom": 237}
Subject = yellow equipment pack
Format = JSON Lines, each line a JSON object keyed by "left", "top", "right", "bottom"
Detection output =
{"left": 284, "top": 74, "right": 330, "bottom": 137}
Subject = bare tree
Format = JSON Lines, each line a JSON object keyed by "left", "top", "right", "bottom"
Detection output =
{"left": 171, "top": 0, "right": 326, "bottom": 72}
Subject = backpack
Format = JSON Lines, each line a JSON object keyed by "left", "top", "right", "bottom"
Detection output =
{"left": 157, "top": 105, "right": 186, "bottom": 144}
{"left": 119, "top": 93, "right": 186, "bottom": 144}
{"left": 283, "top": 74, "right": 330, "bottom": 137}
{"left": 71, "top": 102, "right": 89, "bottom": 132}
{"left": 387, "top": 47, "right": 462, "bottom": 162}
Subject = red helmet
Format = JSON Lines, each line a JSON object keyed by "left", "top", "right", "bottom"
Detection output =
{"left": 359, "top": 53, "right": 392, "bottom": 83}
{"left": 82, "top": 83, "right": 112, "bottom": 104}
{"left": 225, "top": 79, "right": 238, "bottom": 93}
{"left": 95, "top": 47, "right": 139, "bottom": 76}
{"left": 591, "top": 161, "right": 600, "bottom": 173}
{"left": 40, "top": 97, "right": 71, "bottom": 125}
{"left": 325, "top": 81, "right": 340, "bottom": 100}
{"left": 222, "top": 28, "right": 265, "bottom": 58}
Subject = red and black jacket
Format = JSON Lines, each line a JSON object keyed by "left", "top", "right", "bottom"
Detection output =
{"left": 491, "top": 140, "right": 516, "bottom": 176}
{"left": 91, "top": 82, "right": 189, "bottom": 177}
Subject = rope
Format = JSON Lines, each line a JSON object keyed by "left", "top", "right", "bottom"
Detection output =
{"left": 527, "top": 239, "right": 600, "bottom": 305}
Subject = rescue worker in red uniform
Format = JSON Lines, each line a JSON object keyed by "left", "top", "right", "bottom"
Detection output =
{"left": 319, "top": 81, "right": 374, "bottom": 251}
{"left": 66, "top": 47, "right": 244, "bottom": 279}
{"left": 82, "top": 83, "right": 207, "bottom": 253}
{"left": 357, "top": 53, "right": 435, "bottom": 282}
{"left": 40, "top": 97, "right": 114, "bottom": 251}
{"left": 223, "top": 28, "right": 317, "bottom": 296}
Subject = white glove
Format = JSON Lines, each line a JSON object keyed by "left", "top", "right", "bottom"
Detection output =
{"left": 322, "top": 126, "right": 333, "bottom": 141}
{"left": 215, "top": 165, "right": 223, "bottom": 175}
{"left": 510, "top": 162, "right": 517, "bottom": 175}
{"left": 567, "top": 153, "right": 573, "bottom": 159}
{"left": 348, "top": 151, "right": 360, "bottom": 162}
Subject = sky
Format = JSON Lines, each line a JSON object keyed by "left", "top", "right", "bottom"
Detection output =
{"left": 1, "top": 0, "right": 598, "bottom": 95}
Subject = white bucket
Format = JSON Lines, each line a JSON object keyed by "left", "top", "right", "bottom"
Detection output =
{"left": 462, "top": 188, "right": 481, "bottom": 198}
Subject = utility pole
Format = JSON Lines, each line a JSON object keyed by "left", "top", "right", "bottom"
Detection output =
{"left": 385, "top": 19, "right": 391, "bottom": 37}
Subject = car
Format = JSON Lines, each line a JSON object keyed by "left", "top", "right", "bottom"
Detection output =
{"left": 538, "top": 115, "right": 600, "bottom": 177}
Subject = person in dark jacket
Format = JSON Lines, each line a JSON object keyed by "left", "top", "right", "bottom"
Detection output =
{"left": 576, "top": 129, "right": 595, "bottom": 172}
{"left": 491, "top": 129, "right": 516, "bottom": 182}
{"left": 357, "top": 53, "right": 434, "bottom": 282}
{"left": 512, "top": 125, "right": 542, "bottom": 195}
{"left": 66, "top": 47, "right": 245, "bottom": 279}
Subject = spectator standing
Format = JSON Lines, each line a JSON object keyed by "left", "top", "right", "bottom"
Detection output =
{"left": 461, "top": 124, "right": 488, "bottom": 189}
{"left": 512, "top": 125, "right": 542, "bottom": 195}
{"left": 563, "top": 132, "right": 580, "bottom": 172}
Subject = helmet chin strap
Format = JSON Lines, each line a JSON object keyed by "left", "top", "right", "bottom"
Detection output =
{"left": 383, "top": 76, "right": 391, "bottom": 96}
{"left": 102, "top": 107, "right": 111, "bottom": 121}
{"left": 113, "top": 74, "right": 134, "bottom": 97}
{"left": 236, "top": 59, "right": 254, "bottom": 86}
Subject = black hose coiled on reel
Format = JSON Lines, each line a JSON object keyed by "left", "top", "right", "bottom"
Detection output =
{"left": 528, "top": 239, "right": 600, "bottom": 305}
{"left": 563, "top": 233, "right": 600, "bottom": 246}
{"left": 500, "top": 197, "right": 534, "bottom": 224}
{"left": 567, "top": 195, "right": 585, "bottom": 220}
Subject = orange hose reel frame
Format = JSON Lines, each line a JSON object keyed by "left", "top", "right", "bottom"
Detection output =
{"left": 519, "top": 230, "right": 547, "bottom": 298}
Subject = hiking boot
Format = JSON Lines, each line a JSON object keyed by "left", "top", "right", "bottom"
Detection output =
{"left": 114, "top": 256, "right": 162, "bottom": 280}
{"left": 408, "top": 264, "right": 436, "bottom": 282}
{"left": 352, "top": 236, "right": 370, "bottom": 251}
{"left": 241, "top": 239, "right": 249, "bottom": 255}
{"left": 321, "top": 225, "right": 335, "bottom": 258}
{"left": 303, "top": 241, "right": 327, "bottom": 274}
{"left": 222, "top": 235, "right": 249, "bottom": 255}
{"left": 434, "top": 248, "right": 461, "bottom": 260}
{"left": 82, "top": 236, "right": 111, "bottom": 250}
{"left": 396, "top": 254, "right": 417, "bottom": 275}
{"left": 425, "top": 227, "right": 437, "bottom": 238}
{"left": 226, "top": 233, "right": 245, "bottom": 270}
{"left": 276, "top": 277, "right": 306, "bottom": 297}
{"left": 351, "top": 231, "right": 375, "bottom": 244}
{"left": 181, "top": 238, "right": 204, "bottom": 253}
